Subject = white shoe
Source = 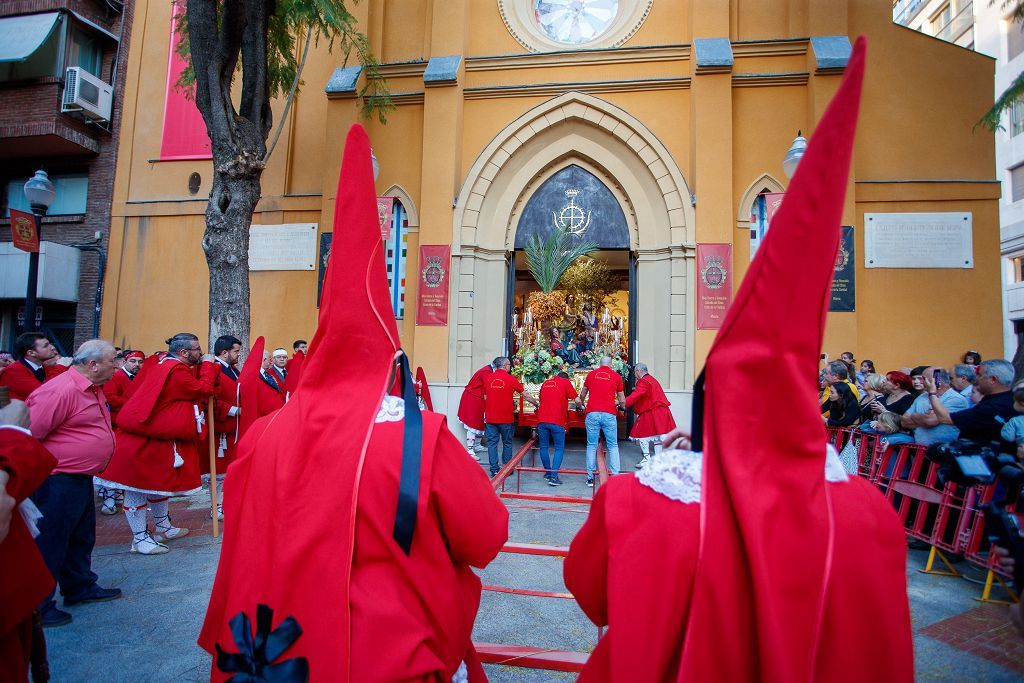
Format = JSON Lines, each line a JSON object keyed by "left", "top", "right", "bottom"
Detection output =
{"left": 467, "top": 450, "right": 481, "bottom": 462}
{"left": 131, "top": 534, "right": 169, "bottom": 555}
{"left": 473, "top": 443, "right": 486, "bottom": 452}
{"left": 154, "top": 526, "right": 190, "bottom": 542}
{"left": 636, "top": 455, "right": 651, "bottom": 469}
{"left": 100, "top": 501, "right": 117, "bottom": 515}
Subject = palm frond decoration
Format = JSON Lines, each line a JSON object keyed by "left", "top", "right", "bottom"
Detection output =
{"left": 523, "top": 227, "right": 598, "bottom": 293}
{"left": 978, "top": 1, "right": 1024, "bottom": 131}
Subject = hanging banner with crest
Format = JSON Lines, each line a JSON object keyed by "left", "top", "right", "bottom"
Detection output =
{"left": 416, "top": 245, "right": 451, "bottom": 326}
{"left": 376, "top": 197, "right": 395, "bottom": 240}
{"left": 9, "top": 209, "right": 39, "bottom": 253}
{"left": 830, "top": 226, "right": 856, "bottom": 312}
{"left": 697, "top": 243, "right": 733, "bottom": 330}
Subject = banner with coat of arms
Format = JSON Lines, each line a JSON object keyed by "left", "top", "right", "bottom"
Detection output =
{"left": 376, "top": 197, "right": 395, "bottom": 240}
{"left": 9, "top": 209, "right": 40, "bottom": 253}
{"left": 697, "top": 243, "right": 732, "bottom": 330}
{"left": 416, "top": 245, "right": 451, "bottom": 326}
{"left": 830, "top": 226, "right": 855, "bottom": 312}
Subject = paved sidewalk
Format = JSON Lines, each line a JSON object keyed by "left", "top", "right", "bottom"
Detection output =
{"left": 41, "top": 438, "right": 1024, "bottom": 682}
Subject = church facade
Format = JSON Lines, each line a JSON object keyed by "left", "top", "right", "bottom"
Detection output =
{"left": 102, "top": 0, "right": 999, "bottom": 423}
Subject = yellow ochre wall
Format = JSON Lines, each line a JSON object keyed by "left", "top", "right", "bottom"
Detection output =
{"left": 102, "top": 0, "right": 999, "bottom": 385}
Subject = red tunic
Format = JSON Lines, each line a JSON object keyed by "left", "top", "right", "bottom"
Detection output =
{"left": 99, "top": 359, "right": 218, "bottom": 494}
{"left": 0, "top": 361, "right": 66, "bottom": 401}
{"left": 0, "top": 427, "right": 57, "bottom": 683}
{"left": 255, "top": 372, "right": 286, "bottom": 417}
{"left": 284, "top": 350, "right": 304, "bottom": 397}
{"left": 484, "top": 369, "right": 523, "bottom": 424}
{"left": 203, "top": 363, "right": 240, "bottom": 476}
{"left": 200, "top": 406, "right": 508, "bottom": 682}
{"left": 457, "top": 365, "right": 492, "bottom": 431}
{"left": 565, "top": 471, "right": 912, "bottom": 683}
{"left": 624, "top": 374, "right": 676, "bottom": 438}
{"left": 103, "top": 367, "right": 139, "bottom": 428}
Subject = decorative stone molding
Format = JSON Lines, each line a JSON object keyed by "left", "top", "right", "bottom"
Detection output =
{"left": 810, "top": 36, "right": 853, "bottom": 73}
{"left": 693, "top": 38, "right": 734, "bottom": 74}
{"left": 423, "top": 55, "right": 462, "bottom": 85}
{"left": 497, "top": 0, "right": 654, "bottom": 53}
{"left": 324, "top": 66, "right": 362, "bottom": 97}
{"left": 736, "top": 173, "right": 785, "bottom": 229}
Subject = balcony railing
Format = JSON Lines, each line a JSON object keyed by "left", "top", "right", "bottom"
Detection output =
{"left": 936, "top": 1, "right": 974, "bottom": 43}
{"left": 893, "top": 0, "right": 928, "bottom": 26}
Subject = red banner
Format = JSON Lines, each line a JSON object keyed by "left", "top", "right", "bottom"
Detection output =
{"left": 376, "top": 197, "right": 395, "bottom": 240}
{"left": 696, "top": 243, "right": 732, "bottom": 330}
{"left": 416, "top": 245, "right": 451, "bottom": 326}
{"left": 763, "top": 192, "right": 784, "bottom": 228}
{"left": 9, "top": 209, "right": 39, "bottom": 253}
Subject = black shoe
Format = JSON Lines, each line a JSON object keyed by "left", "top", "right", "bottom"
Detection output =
{"left": 548, "top": 476, "right": 563, "bottom": 486}
{"left": 40, "top": 607, "right": 72, "bottom": 628}
{"left": 586, "top": 477, "right": 594, "bottom": 488}
{"left": 543, "top": 472, "right": 553, "bottom": 480}
{"left": 490, "top": 470, "right": 499, "bottom": 478}
{"left": 64, "top": 587, "right": 122, "bottom": 607}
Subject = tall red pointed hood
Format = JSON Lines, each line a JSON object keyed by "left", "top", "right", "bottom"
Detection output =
{"left": 200, "top": 124, "right": 402, "bottom": 681}
{"left": 416, "top": 366, "right": 434, "bottom": 411}
{"left": 679, "top": 38, "right": 866, "bottom": 682}
{"left": 236, "top": 336, "right": 265, "bottom": 438}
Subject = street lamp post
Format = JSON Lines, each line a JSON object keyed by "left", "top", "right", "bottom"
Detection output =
{"left": 782, "top": 130, "right": 808, "bottom": 181}
{"left": 22, "top": 170, "right": 56, "bottom": 332}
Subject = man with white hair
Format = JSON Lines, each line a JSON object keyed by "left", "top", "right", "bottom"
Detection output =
{"left": 26, "top": 339, "right": 121, "bottom": 627}
{"left": 270, "top": 347, "right": 289, "bottom": 388}
{"left": 624, "top": 362, "right": 676, "bottom": 469}
{"left": 579, "top": 356, "right": 626, "bottom": 485}
{"left": 921, "top": 358, "right": 1018, "bottom": 451}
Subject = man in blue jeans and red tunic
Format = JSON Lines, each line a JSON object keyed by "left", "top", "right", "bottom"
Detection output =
{"left": 536, "top": 371, "right": 580, "bottom": 486}
{"left": 484, "top": 357, "right": 538, "bottom": 477}
{"left": 579, "top": 357, "right": 625, "bottom": 486}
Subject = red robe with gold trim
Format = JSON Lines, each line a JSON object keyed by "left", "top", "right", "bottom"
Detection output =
{"left": 0, "top": 427, "right": 57, "bottom": 683}
{"left": 457, "top": 365, "right": 492, "bottom": 431}
{"left": 624, "top": 374, "right": 676, "bottom": 438}
{"left": 100, "top": 358, "right": 218, "bottom": 494}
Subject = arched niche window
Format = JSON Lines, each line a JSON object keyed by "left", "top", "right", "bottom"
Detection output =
{"left": 385, "top": 200, "right": 409, "bottom": 319}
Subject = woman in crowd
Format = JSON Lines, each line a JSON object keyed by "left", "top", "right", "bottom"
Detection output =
{"left": 874, "top": 371, "right": 915, "bottom": 416}
{"left": 822, "top": 382, "right": 860, "bottom": 427}
{"left": 858, "top": 373, "right": 887, "bottom": 423}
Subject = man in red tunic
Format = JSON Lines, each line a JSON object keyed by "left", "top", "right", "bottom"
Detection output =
{"left": 624, "top": 362, "right": 676, "bottom": 469}
{"left": 457, "top": 360, "right": 496, "bottom": 460}
{"left": 256, "top": 351, "right": 288, "bottom": 413}
{"left": 0, "top": 332, "right": 69, "bottom": 401}
{"left": 579, "top": 358, "right": 626, "bottom": 484}
{"left": 0, "top": 399, "right": 57, "bottom": 683}
{"left": 206, "top": 336, "right": 243, "bottom": 521}
{"left": 535, "top": 371, "right": 579, "bottom": 485}
{"left": 96, "top": 333, "right": 219, "bottom": 555}
{"left": 97, "top": 350, "right": 144, "bottom": 514}
{"left": 200, "top": 124, "right": 508, "bottom": 683}
{"left": 564, "top": 39, "right": 913, "bottom": 682}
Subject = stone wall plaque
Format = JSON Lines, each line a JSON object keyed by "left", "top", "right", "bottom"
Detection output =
{"left": 864, "top": 212, "right": 972, "bottom": 269}
{"left": 248, "top": 223, "right": 318, "bottom": 271}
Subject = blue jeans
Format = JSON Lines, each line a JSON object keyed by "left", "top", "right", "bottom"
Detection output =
{"left": 585, "top": 412, "right": 620, "bottom": 476}
{"left": 485, "top": 423, "right": 515, "bottom": 474}
{"left": 31, "top": 474, "right": 100, "bottom": 611}
{"left": 537, "top": 422, "right": 566, "bottom": 477}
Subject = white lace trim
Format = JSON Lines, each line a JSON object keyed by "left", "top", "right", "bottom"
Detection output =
{"left": 636, "top": 444, "right": 849, "bottom": 503}
{"left": 636, "top": 449, "right": 703, "bottom": 504}
{"left": 824, "top": 443, "right": 849, "bottom": 483}
{"left": 375, "top": 394, "right": 404, "bottom": 423}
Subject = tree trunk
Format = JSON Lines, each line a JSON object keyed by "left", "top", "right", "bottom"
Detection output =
{"left": 203, "top": 164, "right": 262, "bottom": 348}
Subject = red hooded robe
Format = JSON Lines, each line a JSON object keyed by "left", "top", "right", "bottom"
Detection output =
{"left": 0, "top": 361, "right": 66, "bottom": 402}
{"left": 457, "top": 365, "right": 492, "bottom": 431}
{"left": 564, "top": 39, "right": 913, "bottom": 683}
{"left": 0, "top": 426, "right": 57, "bottom": 683}
{"left": 99, "top": 355, "right": 218, "bottom": 494}
{"left": 623, "top": 372, "right": 676, "bottom": 438}
{"left": 200, "top": 125, "right": 508, "bottom": 682}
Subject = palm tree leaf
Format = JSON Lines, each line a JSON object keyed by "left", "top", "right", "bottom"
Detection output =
{"left": 524, "top": 227, "right": 598, "bottom": 292}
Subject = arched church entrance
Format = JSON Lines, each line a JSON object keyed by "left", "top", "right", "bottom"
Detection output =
{"left": 449, "top": 91, "right": 696, "bottom": 413}
{"left": 507, "top": 163, "right": 634, "bottom": 387}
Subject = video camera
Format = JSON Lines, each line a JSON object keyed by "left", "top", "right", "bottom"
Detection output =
{"left": 924, "top": 439, "right": 1024, "bottom": 587}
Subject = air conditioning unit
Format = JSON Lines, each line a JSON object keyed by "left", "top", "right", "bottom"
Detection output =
{"left": 62, "top": 67, "right": 113, "bottom": 123}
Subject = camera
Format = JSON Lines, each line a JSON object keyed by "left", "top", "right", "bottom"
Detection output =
{"left": 925, "top": 439, "right": 1024, "bottom": 587}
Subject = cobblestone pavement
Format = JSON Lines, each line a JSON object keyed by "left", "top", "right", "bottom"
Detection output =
{"left": 41, "top": 437, "right": 1023, "bottom": 682}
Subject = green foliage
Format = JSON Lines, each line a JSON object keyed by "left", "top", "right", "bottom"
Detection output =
{"left": 173, "top": 0, "right": 392, "bottom": 124}
{"left": 523, "top": 227, "right": 598, "bottom": 293}
{"left": 979, "top": 1, "right": 1024, "bottom": 131}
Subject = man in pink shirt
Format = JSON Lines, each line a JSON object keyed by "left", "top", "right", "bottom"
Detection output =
{"left": 26, "top": 339, "right": 121, "bottom": 628}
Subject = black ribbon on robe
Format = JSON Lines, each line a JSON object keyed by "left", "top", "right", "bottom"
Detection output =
{"left": 690, "top": 369, "right": 705, "bottom": 452}
{"left": 215, "top": 604, "right": 308, "bottom": 682}
{"left": 392, "top": 353, "right": 423, "bottom": 555}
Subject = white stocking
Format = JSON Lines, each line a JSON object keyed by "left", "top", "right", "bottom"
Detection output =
{"left": 638, "top": 439, "right": 651, "bottom": 457}
{"left": 465, "top": 432, "right": 477, "bottom": 455}
{"left": 149, "top": 497, "right": 171, "bottom": 533}
{"left": 653, "top": 438, "right": 664, "bottom": 456}
{"left": 122, "top": 491, "right": 150, "bottom": 538}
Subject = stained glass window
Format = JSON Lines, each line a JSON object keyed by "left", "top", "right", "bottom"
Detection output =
{"left": 385, "top": 201, "right": 409, "bottom": 319}
{"left": 534, "top": 0, "right": 619, "bottom": 45}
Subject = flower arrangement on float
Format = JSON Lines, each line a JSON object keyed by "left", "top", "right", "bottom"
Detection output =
{"left": 511, "top": 341, "right": 567, "bottom": 385}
